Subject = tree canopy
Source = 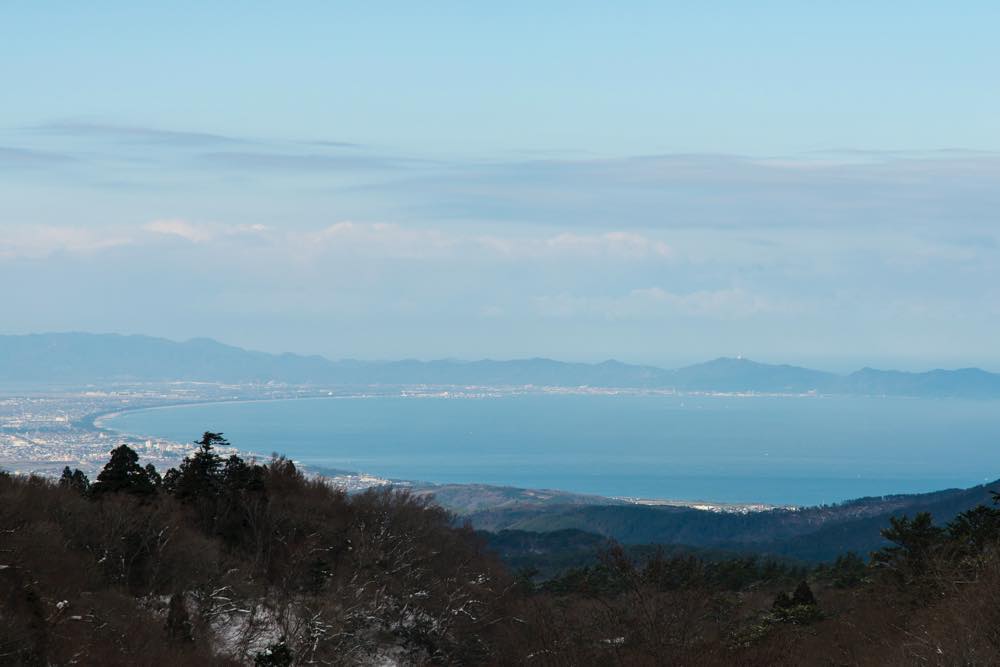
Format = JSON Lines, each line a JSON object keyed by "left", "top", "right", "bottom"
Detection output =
{"left": 90, "top": 445, "right": 158, "bottom": 496}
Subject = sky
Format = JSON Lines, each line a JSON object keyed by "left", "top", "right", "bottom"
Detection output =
{"left": 2, "top": 1, "right": 999, "bottom": 370}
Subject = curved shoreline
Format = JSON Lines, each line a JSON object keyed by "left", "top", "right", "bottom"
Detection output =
{"left": 93, "top": 395, "right": 383, "bottom": 472}
{"left": 92, "top": 392, "right": 391, "bottom": 430}
{"left": 90, "top": 392, "right": 1000, "bottom": 509}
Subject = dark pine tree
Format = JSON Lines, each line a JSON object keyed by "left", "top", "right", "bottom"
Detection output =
{"left": 145, "top": 463, "right": 162, "bottom": 489}
{"left": 946, "top": 505, "right": 1000, "bottom": 553}
{"left": 827, "top": 551, "right": 868, "bottom": 588}
{"left": 163, "top": 432, "right": 227, "bottom": 501}
{"left": 214, "top": 453, "right": 268, "bottom": 544}
{"left": 221, "top": 454, "right": 265, "bottom": 494}
{"left": 873, "top": 512, "right": 946, "bottom": 574}
{"left": 791, "top": 580, "right": 816, "bottom": 607}
{"left": 59, "top": 466, "right": 90, "bottom": 494}
{"left": 90, "top": 445, "right": 157, "bottom": 496}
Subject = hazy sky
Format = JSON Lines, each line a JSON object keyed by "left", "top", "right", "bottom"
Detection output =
{"left": 2, "top": 2, "right": 999, "bottom": 369}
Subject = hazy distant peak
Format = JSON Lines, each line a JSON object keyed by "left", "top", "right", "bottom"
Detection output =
{"left": 1, "top": 332, "right": 998, "bottom": 397}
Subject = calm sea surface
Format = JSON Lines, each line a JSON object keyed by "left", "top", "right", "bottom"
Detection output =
{"left": 102, "top": 394, "right": 1000, "bottom": 506}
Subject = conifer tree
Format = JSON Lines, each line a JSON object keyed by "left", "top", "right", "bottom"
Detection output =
{"left": 145, "top": 463, "right": 162, "bottom": 489}
{"left": 946, "top": 505, "right": 1000, "bottom": 553}
{"left": 59, "top": 466, "right": 90, "bottom": 494}
{"left": 163, "top": 432, "right": 227, "bottom": 500}
{"left": 221, "top": 454, "right": 265, "bottom": 493}
{"left": 90, "top": 445, "right": 157, "bottom": 496}
{"left": 791, "top": 580, "right": 816, "bottom": 607}
{"left": 873, "top": 512, "right": 945, "bottom": 574}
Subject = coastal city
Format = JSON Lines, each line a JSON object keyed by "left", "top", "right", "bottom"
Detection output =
{"left": 0, "top": 382, "right": 630, "bottom": 491}
{"left": 0, "top": 379, "right": 771, "bottom": 480}
{"left": 0, "top": 380, "right": 803, "bottom": 513}
{"left": 0, "top": 383, "right": 389, "bottom": 489}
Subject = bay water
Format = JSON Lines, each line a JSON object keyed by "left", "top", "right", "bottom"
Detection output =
{"left": 102, "top": 394, "right": 1000, "bottom": 506}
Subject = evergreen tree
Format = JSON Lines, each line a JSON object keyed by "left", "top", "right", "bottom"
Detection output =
{"left": 163, "top": 432, "right": 227, "bottom": 500}
{"left": 791, "top": 580, "right": 816, "bottom": 607}
{"left": 145, "top": 464, "right": 162, "bottom": 489}
{"left": 214, "top": 453, "right": 268, "bottom": 544}
{"left": 873, "top": 512, "right": 945, "bottom": 573}
{"left": 221, "top": 454, "right": 265, "bottom": 493}
{"left": 90, "top": 445, "right": 157, "bottom": 496}
{"left": 59, "top": 466, "right": 90, "bottom": 494}
{"left": 946, "top": 505, "right": 1000, "bottom": 553}
{"left": 826, "top": 551, "right": 867, "bottom": 588}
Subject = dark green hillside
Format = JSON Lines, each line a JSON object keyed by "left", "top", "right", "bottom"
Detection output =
{"left": 466, "top": 482, "right": 1000, "bottom": 562}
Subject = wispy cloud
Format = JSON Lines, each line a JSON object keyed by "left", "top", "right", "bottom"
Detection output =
{"left": 364, "top": 152, "right": 1000, "bottom": 231}
{"left": 534, "top": 287, "right": 785, "bottom": 321}
{"left": 1, "top": 218, "right": 677, "bottom": 263}
{"left": 309, "top": 140, "right": 365, "bottom": 149}
{"left": 27, "top": 121, "right": 246, "bottom": 147}
{"left": 547, "top": 232, "right": 673, "bottom": 259}
{"left": 0, "top": 146, "right": 76, "bottom": 168}
{"left": 144, "top": 219, "right": 215, "bottom": 243}
{"left": 144, "top": 219, "right": 269, "bottom": 244}
{"left": 16, "top": 121, "right": 1000, "bottom": 239}
{"left": 294, "top": 222, "right": 459, "bottom": 260}
{"left": 0, "top": 225, "right": 133, "bottom": 260}
{"left": 479, "top": 231, "right": 673, "bottom": 260}
{"left": 200, "top": 150, "right": 399, "bottom": 172}
{"left": 289, "top": 222, "right": 678, "bottom": 263}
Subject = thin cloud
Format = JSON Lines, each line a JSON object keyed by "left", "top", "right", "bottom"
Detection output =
{"left": 534, "top": 287, "right": 785, "bottom": 321}
{"left": 299, "top": 222, "right": 457, "bottom": 259}
{"left": 200, "top": 151, "right": 400, "bottom": 172}
{"left": 28, "top": 121, "right": 246, "bottom": 147}
{"left": 309, "top": 140, "right": 365, "bottom": 149}
{"left": 145, "top": 219, "right": 214, "bottom": 243}
{"left": 143, "top": 220, "right": 270, "bottom": 244}
{"left": 370, "top": 151, "right": 1000, "bottom": 230}
{"left": 0, "top": 225, "right": 133, "bottom": 260}
{"left": 547, "top": 232, "right": 673, "bottom": 259}
{"left": 0, "top": 146, "right": 76, "bottom": 168}
{"left": 479, "top": 231, "right": 673, "bottom": 260}
{"left": 802, "top": 147, "right": 1000, "bottom": 161}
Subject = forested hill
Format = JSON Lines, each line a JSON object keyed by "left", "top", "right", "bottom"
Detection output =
{"left": 3, "top": 332, "right": 1000, "bottom": 397}
{"left": 461, "top": 480, "right": 1000, "bottom": 562}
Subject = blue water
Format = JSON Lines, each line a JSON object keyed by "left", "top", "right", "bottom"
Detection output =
{"left": 102, "top": 394, "right": 1000, "bottom": 506}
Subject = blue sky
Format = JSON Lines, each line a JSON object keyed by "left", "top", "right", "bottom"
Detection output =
{"left": 2, "top": 2, "right": 999, "bottom": 369}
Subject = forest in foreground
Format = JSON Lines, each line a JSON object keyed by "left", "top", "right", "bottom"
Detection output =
{"left": 3, "top": 434, "right": 1000, "bottom": 665}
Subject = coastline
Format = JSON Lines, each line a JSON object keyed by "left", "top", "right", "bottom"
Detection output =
{"left": 95, "top": 395, "right": 800, "bottom": 512}
{"left": 92, "top": 385, "right": 839, "bottom": 433}
{"left": 88, "top": 390, "right": 995, "bottom": 512}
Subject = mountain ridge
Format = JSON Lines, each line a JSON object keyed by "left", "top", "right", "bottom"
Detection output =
{"left": 460, "top": 479, "right": 1000, "bottom": 562}
{"left": 2, "top": 332, "right": 999, "bottom": 397}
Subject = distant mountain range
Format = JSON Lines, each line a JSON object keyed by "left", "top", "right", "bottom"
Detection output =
{"left": 2, "top": 332, "right": 1000, "bottom": 398}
